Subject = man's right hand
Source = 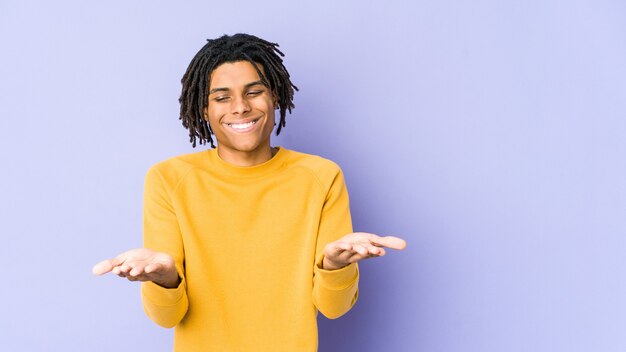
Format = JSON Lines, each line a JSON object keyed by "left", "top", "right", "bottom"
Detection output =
{"left": 92, "top": 248, "right": 180, "bottom": 288}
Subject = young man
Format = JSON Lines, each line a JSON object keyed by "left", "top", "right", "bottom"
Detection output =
{"left": 92, "top": 33, "right": 406, "bottom": 351}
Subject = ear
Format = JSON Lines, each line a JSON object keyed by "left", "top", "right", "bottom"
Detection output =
{"left": 273, "top": 96, "right": 279, "bottom": 110}
{"left": 203, "top": 107, "right": 209, "bottom": 121}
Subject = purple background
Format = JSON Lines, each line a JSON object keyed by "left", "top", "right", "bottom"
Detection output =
{"left": 1, "top": 1, "right": 625, "bottom": 351}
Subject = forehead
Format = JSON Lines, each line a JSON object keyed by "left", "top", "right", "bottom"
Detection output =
{"left": 209, "top": 61, "right": 265, "bottom": 88}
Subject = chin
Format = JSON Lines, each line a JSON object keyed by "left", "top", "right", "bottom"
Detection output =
{"left": 230, "top": 141, "right": 265, "bottom": 153}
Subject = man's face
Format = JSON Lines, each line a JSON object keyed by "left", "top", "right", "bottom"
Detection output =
{"left": 204, "top": 61, "right": 276, "bottom": 162}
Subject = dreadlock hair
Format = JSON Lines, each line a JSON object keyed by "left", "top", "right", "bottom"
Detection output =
{"left": 179, "top": 33, "right": 299, "bottom": 148}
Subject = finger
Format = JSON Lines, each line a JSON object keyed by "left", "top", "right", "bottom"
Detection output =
{"left": 129, "top": 263, "right": 149, "bottom": 277}
{"left": 145, "top": 262, "right": 164, "bottom": 274}
{"left": 337, "top": 247, "right": 358, "bottom": 262}
{"left": 352, "top": 244, "right": 369, "bottom": 256}
{"left": 347, "top": 251, "right": 369, "bottom": 263}
{"left": 368, "top": 235, "right": 407, "bottom": 250}
{"left": 332, "top": 242, "right": 352, "bottom": 252}
{"left": 144, "top": 263, "right": 156, "bottom": 274}
{"left": 118, "top": 264, "right": 132, "bottom": 274}
{"left": 114, "top": 266, "right": 132, "bottom": 277}
{"left": 324, "top": 248, "right": 353, "bottom": 267}
{"left": 347, "top": 249, "right": 383, "bottom": 264}
{"left": 366, "top": 245, "right": 386, "bottom": 256}
{"left": 92, "top": 258, "right": 121, "bottom": 275}
{"left": 324, "top": 242, "right": 351, "bottom": 258}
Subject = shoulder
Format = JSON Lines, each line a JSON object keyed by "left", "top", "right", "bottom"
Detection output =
{"left": 282, "top": 148, "right": 345, "bottom": 186}
{"left": 145, "top": 149, "right": 209, "bottom": 186}
{"left": 283, "top": 148, "right": 342, "bottom": 172}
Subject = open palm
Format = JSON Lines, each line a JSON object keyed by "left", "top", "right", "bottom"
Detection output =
{"left": 92, "top": 248, "right": 179, "bottom": 288}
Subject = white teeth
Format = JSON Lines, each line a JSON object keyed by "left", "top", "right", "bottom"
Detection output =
{"left": 228, "top": 120, "right": 257, "bottom": 129}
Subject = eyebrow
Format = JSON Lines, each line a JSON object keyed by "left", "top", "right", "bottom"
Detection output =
{"left": 209, "top": 80, "right": 267, "bottom": 95}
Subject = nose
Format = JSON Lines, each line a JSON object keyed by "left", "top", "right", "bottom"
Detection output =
{"left": 231, "top": 95, "right": 251, "bottom": 115}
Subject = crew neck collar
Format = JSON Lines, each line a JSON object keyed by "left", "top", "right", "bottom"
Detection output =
{"left": 207, "top": 146, "right": 288, "bottom": 178}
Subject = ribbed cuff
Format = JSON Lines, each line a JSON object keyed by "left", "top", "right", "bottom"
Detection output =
{"left": 141, "top": 266, "right": 186, "bottom": 306}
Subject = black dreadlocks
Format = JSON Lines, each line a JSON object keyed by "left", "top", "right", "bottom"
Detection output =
{"left": 179, "top": 33, "right": 299, "bottom": 148}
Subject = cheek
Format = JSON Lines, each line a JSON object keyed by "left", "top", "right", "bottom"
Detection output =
{"left": 264, "top": 102, "right": 276, "bottom": 120}
{"left": 205, "top": 106, "right": 222, "bottom": 124}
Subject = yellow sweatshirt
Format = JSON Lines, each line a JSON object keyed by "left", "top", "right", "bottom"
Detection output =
{"left": 141, "top": 147, "right": 359, "bottom": 351}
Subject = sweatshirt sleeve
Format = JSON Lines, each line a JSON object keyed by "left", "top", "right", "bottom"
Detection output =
{"left": 140, "top": 166, "right": 189, "bottom": 328}
{"left": 312, "top": 167, "right": 359, "bottom": 319}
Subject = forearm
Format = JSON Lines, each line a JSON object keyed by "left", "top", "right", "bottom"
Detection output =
{"left": 141, "top": 265, "right": 189, "bottom": 328}
{"left": 312, "top": 254, "right": 359, "bottom": 319}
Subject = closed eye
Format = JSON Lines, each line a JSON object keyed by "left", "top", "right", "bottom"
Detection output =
{"left": 214, "top": 96, "right": 230, "bottom": 102}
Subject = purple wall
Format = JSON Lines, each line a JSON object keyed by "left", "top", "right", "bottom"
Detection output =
{"left": 1, "top": 1, "right": 625, "bottom": 351}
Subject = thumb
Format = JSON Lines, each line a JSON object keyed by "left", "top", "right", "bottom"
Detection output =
{"left": 371, "top": 235, "right": 407, "bottom": 250}
{"left": 92, "top": 258, "right": 121, "bottom": 275}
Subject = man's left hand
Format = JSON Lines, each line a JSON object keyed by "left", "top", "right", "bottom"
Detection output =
{"left": 322, "top": 232, "right": 407, "bottom": 270}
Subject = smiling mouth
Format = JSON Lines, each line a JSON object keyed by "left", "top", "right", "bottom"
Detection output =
{"left": 225, "top": 118, "right": 260, "bottom": 131}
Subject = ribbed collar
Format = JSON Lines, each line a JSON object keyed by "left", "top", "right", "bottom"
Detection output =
{"left": 206, "top": 147, "right": 288, "bottom": 179}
